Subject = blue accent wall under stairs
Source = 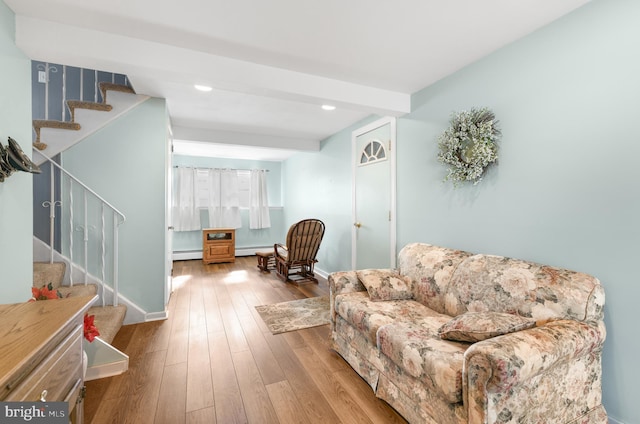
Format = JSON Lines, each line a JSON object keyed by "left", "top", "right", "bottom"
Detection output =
{"left": 31, "top": 61, "right": 129, "bottom": 124}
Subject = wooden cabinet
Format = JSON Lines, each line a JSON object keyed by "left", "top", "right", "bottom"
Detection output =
{"left": 203, "top": 228, "right": 235, "bottom": 264}
{"left": 0, "top": 295, "right": 97, "bottom": 424}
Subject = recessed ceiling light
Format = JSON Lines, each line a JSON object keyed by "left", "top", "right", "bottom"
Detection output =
{"left": 194, "top": 84, "right": 213, "bottom": 92}
{"left": 321, "top": 104, "right": 336, "bottom": 111}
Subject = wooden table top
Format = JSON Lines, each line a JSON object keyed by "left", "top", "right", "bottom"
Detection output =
{"left": 0, "top": 295, "right": 97, "bottom": 399}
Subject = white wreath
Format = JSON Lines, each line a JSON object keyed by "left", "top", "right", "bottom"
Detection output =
{"left": 437, "top": 108, "right": 501, "bottom": 186}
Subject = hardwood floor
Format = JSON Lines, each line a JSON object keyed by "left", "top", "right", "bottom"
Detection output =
{"left": 84, "top": 256, "right": 407, "bottom": 424}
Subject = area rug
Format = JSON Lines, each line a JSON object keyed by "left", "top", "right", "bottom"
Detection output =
{"left": 255, "top": 296, "right": 330, "bottom": 334}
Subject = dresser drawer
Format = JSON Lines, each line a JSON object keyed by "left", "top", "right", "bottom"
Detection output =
{"left": 207, "top": 244, "right": 232, "bottom": 257}
{"left": 6, "top": 325, "right": 83, "bottom": 402}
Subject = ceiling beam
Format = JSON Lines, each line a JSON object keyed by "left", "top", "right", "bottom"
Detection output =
{"left": 172, "top": 126, "right": 320, "bottom": 152}
{"left": 15, "top": 15, "right": 411, "bottom": 117}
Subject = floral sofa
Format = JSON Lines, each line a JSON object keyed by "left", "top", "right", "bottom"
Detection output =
{"left": 328, "top": 243, "right": 607, "bottom": 424}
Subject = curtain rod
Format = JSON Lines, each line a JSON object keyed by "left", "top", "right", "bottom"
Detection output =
{"left": 173, "top": 166, "right": 269, "bottom": 172}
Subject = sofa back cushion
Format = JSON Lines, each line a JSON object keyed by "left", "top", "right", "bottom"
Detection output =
{"left": 398, "top": 243, "right": 473, "bottom": 314}
{"left": 444, "top": 254, "right": 605, "bottom": 322}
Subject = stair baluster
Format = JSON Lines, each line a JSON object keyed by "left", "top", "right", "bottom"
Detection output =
{"left": 101, "top": 203, "right": 105, "bottom": 307}
{"left": 113, "top": 213, "right": 119, "bottom": 308}
{"left": 69, "top": 177, "right": 74, "bottom": 287}
{"left": 79, "top": 191, "right": 92, "bottom": 286}
{"left": 34, "top": 149, "right": 125, "bottom": 309}
{"left": 42, "top": 162, "right": 61, "bottom": 263}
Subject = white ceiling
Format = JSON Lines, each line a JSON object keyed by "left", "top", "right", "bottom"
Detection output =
{"left": 6, "top": 0, "right": 589, "bottom": 161}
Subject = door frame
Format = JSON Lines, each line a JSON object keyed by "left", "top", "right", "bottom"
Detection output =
{"left": 351, "top": 116, "right": 397, "bottom": 270}
{"left": 165, "top": 123, "right": 174, "bottom": 307}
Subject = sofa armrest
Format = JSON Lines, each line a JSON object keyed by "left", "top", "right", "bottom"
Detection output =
{"left": 328, "top": 271, "right": 366, "bottom": 296}
{"left": 328, "top": 271, "right": 366, "bottom": 330}
{"left": 463, "top": 319, "right": 606, "bottom": 424}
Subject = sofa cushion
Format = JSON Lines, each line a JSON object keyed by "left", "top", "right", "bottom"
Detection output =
{"left": 397, "top": 243, "right": 473, "bottom": 315}
{"left": 444, "top": 254, "right": 605, "bottom": 322}
{"left": 356, "top": 269, "right": 413, "bottom": 301}
{"left": 438, "top": 311, "right": 536, "bottom": 343}
{"left": 377, "top": 318, "right": 469, "bottom": 404}
{"left": 334, "top": 292, "right": 449, "bottom": 345}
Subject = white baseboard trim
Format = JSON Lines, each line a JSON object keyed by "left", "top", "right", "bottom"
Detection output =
{"left": 314, "top": 266, "right": 329, "bottom": 281}
{"left": 83, "top": 282, "right": 165, "bottom": 325}
{"left": 100, "top": 285, "right": 147, "bottom": 325}
{"left": 145, "top": 310, "right": 169, "bottom": 322}
{"left": 173, "top": 247, "right": 272, "bottom": 261}
{"left": 173, "top": 250, "right": 202, "bottom": 261}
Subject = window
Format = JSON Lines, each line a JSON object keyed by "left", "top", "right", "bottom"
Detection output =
{"left": 236, "top": 170, "right": 251, "bottom": 208}
{"left": 194, "top": 169, "right": 210, "bottom": 209}
{"left": 359, "top": 139, "right": 387, "bottom": 166}
{"left": 172, "top": 167, "right": 271, "bottom": 230}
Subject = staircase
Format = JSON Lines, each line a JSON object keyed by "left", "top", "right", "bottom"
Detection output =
{"left": 33, "top": 261, "right": 129, "bottom": 381}
{"left": 33, "top": 262, "right": 126, "bottom": 344}
{"left": 31, "top": 80, "right": 148, "bottom": 162}
{"left": 30, "top": 63, "right": 146, "bottom": 354}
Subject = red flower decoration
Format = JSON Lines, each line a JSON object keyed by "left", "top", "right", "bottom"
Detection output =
{"left": 84, "top": 313, "right": 100, "bottom": 342}
{"left": 30, "top": 283, "right": 63, "bottom": 301}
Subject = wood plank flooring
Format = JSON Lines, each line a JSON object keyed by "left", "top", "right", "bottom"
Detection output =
{"left": 84, "top": 256, "right": 407, "bottom": 424}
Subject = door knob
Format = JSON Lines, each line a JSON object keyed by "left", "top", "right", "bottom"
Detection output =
{"left": 354, "top": 222, "right": 362, "bottom": 228}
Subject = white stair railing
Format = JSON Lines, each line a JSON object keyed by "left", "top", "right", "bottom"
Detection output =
{"left": 34, "top": 149, "right": 126, "bottom": 307}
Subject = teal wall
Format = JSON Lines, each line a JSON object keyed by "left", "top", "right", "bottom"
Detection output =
{"left": 282, "top": 115, "right": 379, "bottom": 273}
{"left": 62, "top": 98, "right": 168, "bottom": 314}
{"left": 0, "top": 1, "right": 33, "bottom": 304}
{"left": 171, "top": 154, "right": 286, "bottom": 251}
{"left": 399, "top": 1, "right": 637, "bottom": 421}
{"left": 283, "top": 0, "right": 637, "bottom": 422}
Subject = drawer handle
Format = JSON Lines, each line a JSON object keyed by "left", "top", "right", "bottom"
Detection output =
{"left": 40, "top": 389, "right": 48, "bottom": 402}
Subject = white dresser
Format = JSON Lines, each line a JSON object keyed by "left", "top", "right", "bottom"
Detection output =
{"left": 0, "top": 295, "right": 97, "bottom": 423}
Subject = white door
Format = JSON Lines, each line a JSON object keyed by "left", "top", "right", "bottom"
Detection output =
{"left": 352, "top": 117, "right": 396, "bottom": 270}
{"left": 165, "top": 126, "right": 174, "bottom": 306}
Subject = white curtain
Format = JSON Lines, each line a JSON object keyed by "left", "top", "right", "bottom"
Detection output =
{"left": 172, "top": 167, "right": 200, "bottom": 231}
{"left": 249, "top": 169, "right": 271, "bottom": 229}
{"left": 207, "top": 169, "right": 242, "bottom": 229}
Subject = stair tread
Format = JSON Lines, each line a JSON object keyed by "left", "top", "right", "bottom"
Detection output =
{"left": 32, "top": 120, "right": 81, "bottom": 131}
{"left": 89, "top": 305, "right": 127, "bottom": 345}
{"left": 67, "top": 100, "right": 113, "bottom": 112}
{"left": 98, "top": 82, "right": 135, "bottom": 94}
{"left": 67, "top": 101, "right": 113, "bottom": 122}
{"left": 98, "top": 82, "right": 135, "bottom": 103}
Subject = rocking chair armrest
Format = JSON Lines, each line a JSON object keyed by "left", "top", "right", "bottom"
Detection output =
{"left": 274, "top": 243, "right": 288, "bottom": 259}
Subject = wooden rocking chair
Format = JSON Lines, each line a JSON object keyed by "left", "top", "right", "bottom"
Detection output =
{"left": 274, "top": 219, "right": 325, "bottom": 284}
